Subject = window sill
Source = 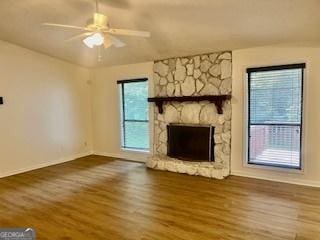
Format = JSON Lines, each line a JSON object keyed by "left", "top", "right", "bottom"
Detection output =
{"left": 243, "top": 161, "right": 304, "bottom": 174}
{"left": 121, "top": 148, "right": 150, "bottom": 154}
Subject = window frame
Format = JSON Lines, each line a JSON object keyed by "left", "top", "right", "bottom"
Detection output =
{"left": 246, "top": 63, "right": 305, "bottom": 170}
{"left": 117, "top": 78, "right": 150, "bottom": 151}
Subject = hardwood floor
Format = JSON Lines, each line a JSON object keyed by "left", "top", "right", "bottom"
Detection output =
{"left": 0, "top": 155, "right": 320, "bottom": 240}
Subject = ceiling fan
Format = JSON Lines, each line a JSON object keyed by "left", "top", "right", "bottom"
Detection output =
{"left": 43, "top": 0, "right": 150, "bottom": 50}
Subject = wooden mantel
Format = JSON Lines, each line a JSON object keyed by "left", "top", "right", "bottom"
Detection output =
{"left": 148, "top": 95, "right": 231, "bottom": 114}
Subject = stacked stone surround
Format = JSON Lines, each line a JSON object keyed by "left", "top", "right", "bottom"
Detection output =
{"left": 146, "top": 51, "right": 232, "bottom": 179}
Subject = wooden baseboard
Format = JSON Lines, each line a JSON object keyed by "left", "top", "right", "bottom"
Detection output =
{"left": 93, "top": 151, "right": 147, "bottom": 163}
{"left": 231, "top": 170, "right": 320, "bottom": 188}
{"left": 0, "top": 151, "right": 93, "bottom": 179}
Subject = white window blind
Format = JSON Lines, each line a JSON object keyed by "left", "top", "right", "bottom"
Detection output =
{"left": 247, "top": 64, "right": 305, "bottom": 169}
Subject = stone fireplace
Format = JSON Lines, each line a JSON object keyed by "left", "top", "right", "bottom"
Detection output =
{"left": 146, "top": 51, "right": 232, "bottom": 179}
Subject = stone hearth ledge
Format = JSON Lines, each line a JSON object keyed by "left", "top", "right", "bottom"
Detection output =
{"left": 146, "top": 155, "right": 230, "bottom": 179}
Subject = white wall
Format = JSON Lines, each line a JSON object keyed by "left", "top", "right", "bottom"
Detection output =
{"left": 0, "top": 40, "right": 92, "bottom": 177}
{"left": 91, "top": 62, "right": 154, "bottom": 162}
{"left": 231, "top": 46, "right": 320, "bottom": 187}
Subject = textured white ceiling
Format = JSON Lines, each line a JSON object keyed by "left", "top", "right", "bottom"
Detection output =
{"left": 0, "top": 0, "right": 319, "bottom": 67}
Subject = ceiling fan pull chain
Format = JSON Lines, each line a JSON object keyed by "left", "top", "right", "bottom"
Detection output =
{"left": 98, "top": 45, "right": 102, "bottom": 62}
{"left": 95, "top": 0, "right": 99, "bottom": 13}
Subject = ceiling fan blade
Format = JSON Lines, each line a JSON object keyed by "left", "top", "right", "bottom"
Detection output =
{"left": 109, "top": 35, "right": 126, "bottom": 48}
{"left": 65, "top": 32, "right": 92, "bottom": 42}
{"left": 106, "top": 28, "right": 150, "bottom": 38}
{"left": 43, "top": 23, "right": 88, "bottom": 31}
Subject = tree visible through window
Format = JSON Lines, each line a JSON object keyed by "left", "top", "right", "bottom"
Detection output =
{"left": 247, "top": 64, "right": 305, "bottom": 169}
{"left": 118, "top": 79, "right": 149, "bottom": 150}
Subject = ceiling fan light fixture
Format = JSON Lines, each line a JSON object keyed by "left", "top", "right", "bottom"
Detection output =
{"left": 44, "top": 0, "right": 150, "bottom": 53}
{"left": 83, "top": 32, "right": 104, "bottom": 48}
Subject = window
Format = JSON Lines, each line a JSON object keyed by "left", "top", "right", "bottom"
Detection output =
{"left": 118, "top": 79, "right": 149, "bottom": 151}
{"left": 247, "top": 64, "right": 305, "bottom": 169}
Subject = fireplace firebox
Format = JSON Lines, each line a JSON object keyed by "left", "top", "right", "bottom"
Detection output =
{"left": 167, "top": 124, "right": 215, "bottom": 162}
